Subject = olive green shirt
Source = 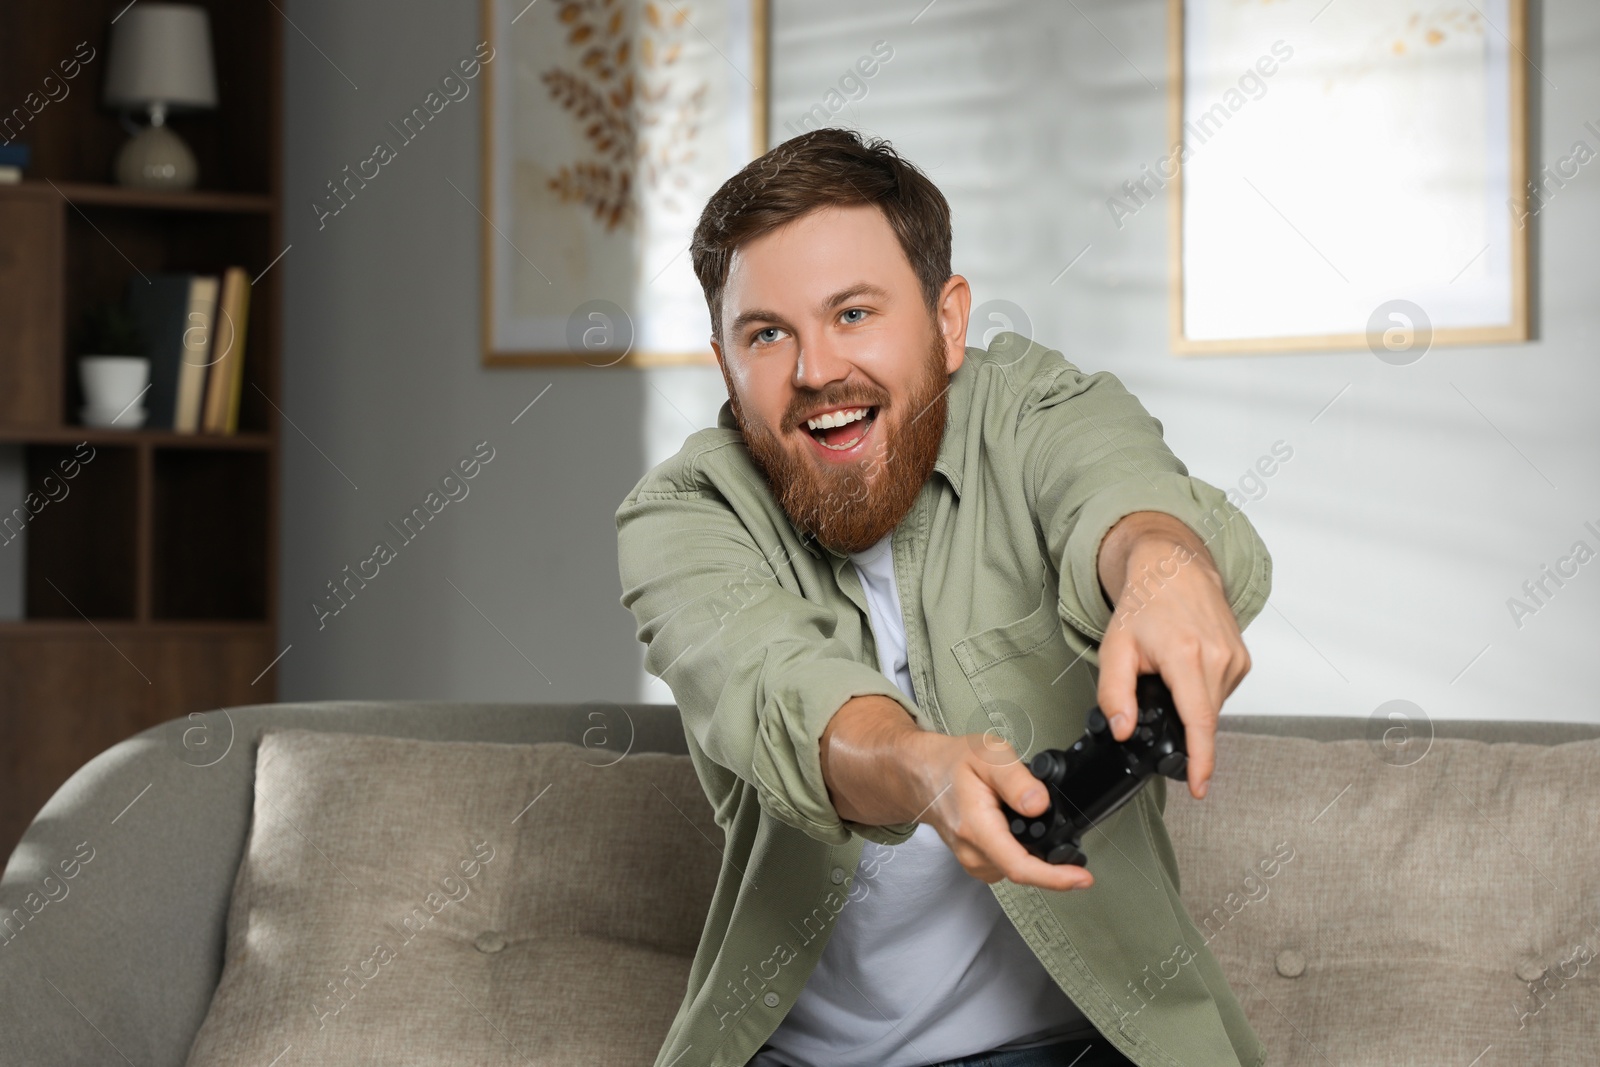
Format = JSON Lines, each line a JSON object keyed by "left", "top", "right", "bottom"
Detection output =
{"left": 615, "top": 331, "right": 1273, "bottom": 1067}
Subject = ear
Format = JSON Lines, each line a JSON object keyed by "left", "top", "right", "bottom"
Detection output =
{"left": 935, "top": 274, "right": 971, "bottom": 375}
{"left": 711, "top": 334, "right": 737, "bottom": 399}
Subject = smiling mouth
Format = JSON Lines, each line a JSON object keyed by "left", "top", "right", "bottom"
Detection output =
{"left": 803, "top": 405, "right": 879, "bottom": 451}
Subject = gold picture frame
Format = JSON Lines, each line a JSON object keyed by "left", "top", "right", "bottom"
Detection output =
{"left": 1167, "top": 0, "right": 1530, "bottom": 355}
{"left": 480, "top": 0, "right": 769, "bottom": 367}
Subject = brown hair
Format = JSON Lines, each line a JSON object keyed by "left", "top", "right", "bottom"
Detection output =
{"left": 690, "top": 127, "right": 952, "bottom": 344}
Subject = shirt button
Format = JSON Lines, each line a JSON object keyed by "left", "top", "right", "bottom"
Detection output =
{"left": 1274, "top": 949, "right": 1306, "bottom": 978}
{"left": 763, "top": 991, "right": 780, "bottom": 1007}
{"left": 474, "top": 930, "right": 508, "bottom": 954}
{"left": 830, "top": 866, "right": 847, "bottom": 884}
{"left": 1516, "top": 960, "right": 1547, "bottom": 982}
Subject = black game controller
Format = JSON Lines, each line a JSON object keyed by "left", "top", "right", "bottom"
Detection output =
{"left": 997, "top": 673, "right": 1189, "bottom": 869}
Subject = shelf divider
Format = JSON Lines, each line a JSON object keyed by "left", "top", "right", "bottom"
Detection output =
{"left": 0, "top": 426, "right": 273, "bottom": 449}
{"left": 0, "top": 181, "right": 274, "bottom": 215}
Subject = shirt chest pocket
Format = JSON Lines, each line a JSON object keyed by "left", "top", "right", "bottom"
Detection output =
{"left": 949, "top": 576, "right": 1092, "bottom": 761}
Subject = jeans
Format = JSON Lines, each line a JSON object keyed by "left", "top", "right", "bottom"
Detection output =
{"left": 921, "top": 1034, "right": 1138, "bottom": 1067}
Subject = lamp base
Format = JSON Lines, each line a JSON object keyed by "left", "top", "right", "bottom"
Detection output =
{"left": 115, "top": 123, "right": 198, "bottom": 190}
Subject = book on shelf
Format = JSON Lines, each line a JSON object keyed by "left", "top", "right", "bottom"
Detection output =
{"left": 127, "top": 273, "right": 198, "bottom": 430}
{"left": 125, "top": 269, "right": 251, "bottom": 434}
{"left": 202, "top": 267, "right": 252, "bottom": 434}
{"left": 173, "top": 275, "right": 218, "bottom": 432}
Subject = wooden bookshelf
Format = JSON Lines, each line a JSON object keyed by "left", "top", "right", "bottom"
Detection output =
{"left": 0, "top": 1, "right": 282, "bottom": 856}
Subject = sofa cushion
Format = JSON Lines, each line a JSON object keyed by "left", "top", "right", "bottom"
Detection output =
{"left": 1161, "top": 730, "right": 1600, "bottom": 1066}
{"left": 184, "top": 729, "right": 720, "bottom": 1065}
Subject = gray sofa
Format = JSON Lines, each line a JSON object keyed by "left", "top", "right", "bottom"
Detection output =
{"left": 2, "top": 700, "right": 1596, "bottom": 1066}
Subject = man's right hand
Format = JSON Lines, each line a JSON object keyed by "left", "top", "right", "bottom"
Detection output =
{"left": 819, "top": 695, "right": 1092, "bottom": 893}
{"left": 905, "top": 729, "right": 1093, "bottom": 892}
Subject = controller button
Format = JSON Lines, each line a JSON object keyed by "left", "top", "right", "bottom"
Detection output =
{"left": 1156, "top": 752, "right": 1188, "bottom": 778}
{"left": 1029, "top": 821, "right": 1047, "bottom": 839}
{"left": 1135, "top": 725, "right": 1155, "bottom": 744}
{"left": 1010, "top": 818, "right": 1027, "bottom": 835}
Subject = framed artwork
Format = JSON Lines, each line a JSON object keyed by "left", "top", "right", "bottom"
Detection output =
{"left": 1167, "top": 0, "right": 1529, "bottom": 355}
{"left": 481, "top": 0, "right": 768, "bottom": 367}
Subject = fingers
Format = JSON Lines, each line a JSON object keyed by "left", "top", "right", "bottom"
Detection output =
{"left": 1223, "top": 641, "right": 1253, "bottom": 700}
{"left": 1102, "top": 551, "right": 1253, "bottom": 799}
{"left": 990, "top": 751, "right": 1049, "bottom": 817}
{"left": 1008, "top": 852, "right": 1094, "bottom": 892}
{"left": 937, "top": 749, "right": 1093, "bottom": 892}
{"left": 949, "top": 808, "right": 1093, "bottom": 892}
{"left": 1095, "top": 626, "right": 1142, "bottom": 742}
{"left": 1161, "top": 657, "right": 1219, "bottom": 799}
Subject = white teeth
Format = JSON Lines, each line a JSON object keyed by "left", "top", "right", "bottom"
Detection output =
{"left": 806, "top": 406, "right": 870, "bottom": 430}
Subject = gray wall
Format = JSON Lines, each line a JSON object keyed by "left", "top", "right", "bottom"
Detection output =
{"left": 278, "top": 0, "right": 1600, "bottom": 724}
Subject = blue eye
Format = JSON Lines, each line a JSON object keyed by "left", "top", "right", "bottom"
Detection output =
{"left": 841, "top": 308, "right": 867, "bottom": 324}
{"left": 754, "top": 327, "right": 783, "bottom": 344}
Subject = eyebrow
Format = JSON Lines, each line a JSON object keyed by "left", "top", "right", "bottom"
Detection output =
{"left": 727, "top": 282, "right": 892, "bottom": 341}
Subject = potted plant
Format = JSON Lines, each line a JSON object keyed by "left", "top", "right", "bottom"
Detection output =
{"left": 76, "top": 303, "right": 149, "bottom": 429}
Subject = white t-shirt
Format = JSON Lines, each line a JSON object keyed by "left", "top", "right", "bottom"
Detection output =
{"left": 750, "top": 531, "right": 1094, "bottom": 1067}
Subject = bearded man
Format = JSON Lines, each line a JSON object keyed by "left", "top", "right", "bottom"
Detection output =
{"left": 616, "top": 127, "right": 1272, "bottom": 1067}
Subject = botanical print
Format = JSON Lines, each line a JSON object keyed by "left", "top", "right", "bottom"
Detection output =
{"left": 485, "top": 0, "right": 760, "bottom": 361}
{"left": 541, "top": 0, "right": 707, "bottom": 232}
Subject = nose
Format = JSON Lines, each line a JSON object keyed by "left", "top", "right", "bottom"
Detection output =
{"left": 792, "top": 329, "right": 852, "bottom": 395}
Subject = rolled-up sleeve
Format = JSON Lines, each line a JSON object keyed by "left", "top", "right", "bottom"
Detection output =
{"left": 617, "top": 482, "right": 922, "bottom": 847}
{"left": 1018, "top": 359, "right": 1273, "bottom": 666}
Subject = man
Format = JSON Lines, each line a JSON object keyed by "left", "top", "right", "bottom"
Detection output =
{"left": 616, "top": 128, "right": 1272, "bottom": 1067}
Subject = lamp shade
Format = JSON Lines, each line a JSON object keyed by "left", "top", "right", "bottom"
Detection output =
{"left": 103, "top": 3, "right": 218, "bottom": 111}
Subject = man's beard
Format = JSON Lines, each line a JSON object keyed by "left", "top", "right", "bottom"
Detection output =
{"left": 723, "top": 327, "right": 951, "bottom": 555}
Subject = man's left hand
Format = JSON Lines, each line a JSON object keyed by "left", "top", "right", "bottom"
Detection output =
{"left": 1094, "top": 511, "right": 1252, "bottom": 800}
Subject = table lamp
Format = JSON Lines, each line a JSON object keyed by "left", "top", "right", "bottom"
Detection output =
{"left": 103, "top": 3, "right": 218, "bottom": 189}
